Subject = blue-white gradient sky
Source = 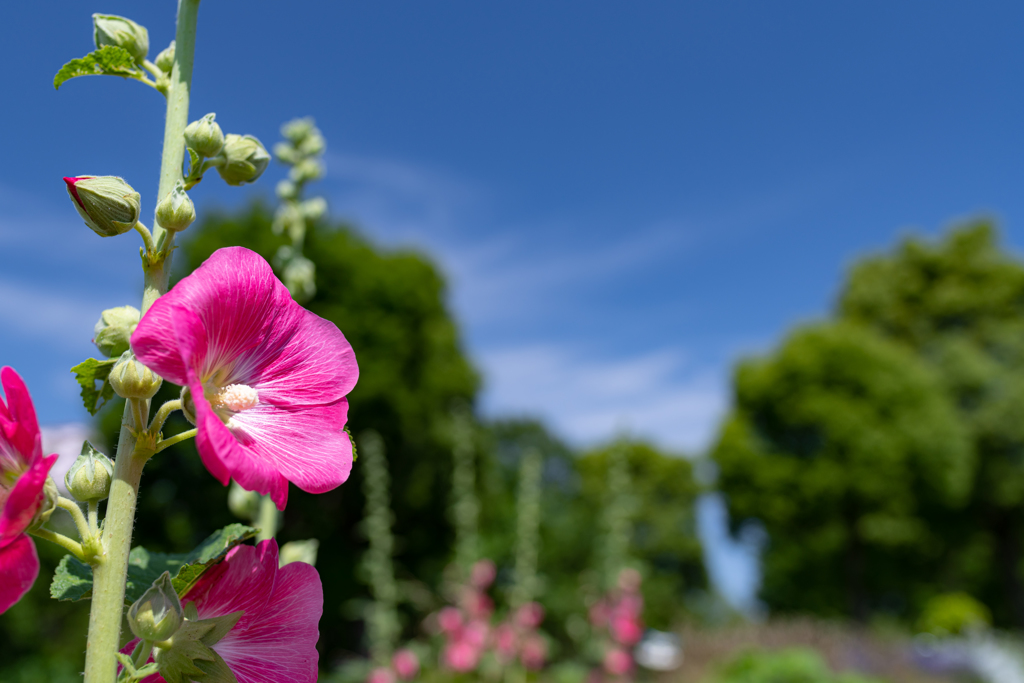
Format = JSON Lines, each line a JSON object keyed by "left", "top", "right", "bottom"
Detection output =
{"left": 3, "top": 1, "right": 1024, "bottom": 610}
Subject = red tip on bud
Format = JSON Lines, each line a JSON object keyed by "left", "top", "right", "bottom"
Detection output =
{"left": 63, "top": 176, "right": 85, "bottom": 208}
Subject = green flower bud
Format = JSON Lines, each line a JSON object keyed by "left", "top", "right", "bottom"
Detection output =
{"left": 93, "top": 305, "right": 141, "bottom": 358}
{"left": 279, "top": 539, "right": 320, "bottom": 567}
{"left": 180, "top": 385, "right": 197, "bottom": 426}
{"left": 298, "top": 131, "right": 326, "bottom": 157}
{"left": 65, "top": 442, "right": 114, "bottom": 503}
{"left": 281, "top": 117, "right": 315, "bottom": 144}
{"left": 184, "top": 113, "right": 225, "bottom": 158}
{"left": 93, "top": 14, "right": 149, "bottom": 63}
{"left": 109, "top": 351, "right": 162, "bottom": 400}
{"left": 227, "top": 480, "right": 260, "bottom": 521}
{"left": 288, "top": 158, "right": 324, "bottom": 184}
{"left": 273, "top": 142, "right": 301, "bottom": 166}
{"left": 64, "top": 176, "right": 141, "bottom": 238}
{"left": 282, "top": 256, "right": 316, "bottom": 302}
{"left": 28, "top": 476, "right": 59, "bottom": 532}
{"left": 276, "top": 179, "right": 298, "bottom": 201}
{"left": 129, "top": 572, "right": 183, "bottom": 642}
{"left": 302, "top": 197, "right": 327, "bottom": 222}
{"left": 155, "top": 41, "right": 175, "bottom": 73}
{"left": 215, "top": 134, "right": 270, "bottom": 186}
{"left": 155, "top": 181, "right": 196, "bottom": 232}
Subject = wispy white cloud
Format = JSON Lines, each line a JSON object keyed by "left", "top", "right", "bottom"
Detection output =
{"left": 478, "top": 343, "right": 728, "bottom": 453}
{"left": 0, "top": 279, "right": 104, "bottom": 348}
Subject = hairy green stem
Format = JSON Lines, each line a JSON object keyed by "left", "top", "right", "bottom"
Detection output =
{"left": 83, "top": 3, "right": 201, "bottom": 681}
{"left": 30, "top": 528, "right": 85, "bottom": 559}
{"left": 149, "top": 398, "right": 181, "bottom": 435}
{"left": 155, "top": 427, "right": 197, "bottom": 453}
{"left": 88, "top": 501, "right": 100, "bottom": 535}
{"left": 256, "top": 494, "right": 278, "bottom": 542}
{"left": 56, "top": 496, "right": 92, "bottom": 542}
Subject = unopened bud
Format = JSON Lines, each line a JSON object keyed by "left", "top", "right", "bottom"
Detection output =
{"left": 215, "top": 134, "right": 270, "bottom": 186}
{"left": 273, "top": 142, "right": 301, "bottom": 166}
{"left": 289, "top": 158, "right": 323, "bottom": 184}
{"left": 281, "top": 117, "right": 315, "bottom": 144}
{"left": 28, "top": 476, "right": 59, "bottom": 531}
{"left": 184, "top": 113, "right": 225, "bottom": 158}
{"left": 93, "top": 305, "right": 140, "bottom": 357}
{"left": 155, "top": 41, "right": 175, "bottom": 73}
{"left": 298, "top": 131, "right": 326, "bottom": 157}
{"left": 93, "top": 14, "right": 149, "bottom": 63}
{"left": 64, "top": 176, "right": 141, "bottom": 238}
{"left": 129, "top": 572, "right": 183, "bottom": 642}
{"left": 227, "top": 479, "right": 259, "bottom": 520}
{"left": 180, "top": 385, "right": 197, "bottom": 426}
{"left": 275, "top": 179, "right": 298, "bottom": 201}
{"left": 155, "top": 181, "right": 195, "bottom": 232}
{"left": 279, "top": 539, "right": 319, "bottom": 567}
{"left": 302, "top": 197, "right": 327, "bottom": 222}
{"left": 282, "top": 255, "right": 316, "bottom": 301}
{"left": 65, "top": 441, "right": 114, "bottom": 503}
{"left": 109, "top": 351, "right": 162, "bottom": 400}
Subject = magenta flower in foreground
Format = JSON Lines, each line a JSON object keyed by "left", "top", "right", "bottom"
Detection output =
{"left": 0, "top": 367, "right": 58, "bottom": 614}
{"left": 132, "top": 247, "right": 358, "bottom": 509}
{"left": 129, "top": 539, "right": 323, "bottom": 683}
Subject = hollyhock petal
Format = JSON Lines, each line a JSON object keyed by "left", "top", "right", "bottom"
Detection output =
{"left": 0, "top": 454, "right": 57, "bottom": 544}
{"left": 0, "top": 533, "right": 39, "bottom": 613}
{"left": 392, "top": 649, "right": 420, "bottom": 680}
{"left": 251, "top": 309, "right": 357, "bottom": 407}
{"left": 224, "top": 400, "right": 353, "bottom": 506}
{"left": 213, "top": 548, "right": 322, "bottom": 683}
{"left": 0, "top": 368, "right": 41, "bottom": 462}
{"left": 184, "top": 542, "right": 277, "bottom": 632}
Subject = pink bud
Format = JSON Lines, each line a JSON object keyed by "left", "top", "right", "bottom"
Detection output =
{"left": 514, "top": 601, "right": 545, "bottom": 629}
{"left": 392, "top": 649, "right": 420, "bottom": 681}
{"left": 444, "top": 640, "right": 480, "bottom": 672}
{"left": 603, "top": 647, "right": 633, "bottom": 676}
{"left": 470, "top": 559, "right": 496, "bottom": 588}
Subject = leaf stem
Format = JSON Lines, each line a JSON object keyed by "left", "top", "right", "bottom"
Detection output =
{"left": 83, "top": 3, "right": 201, "bottom": 681}
{"left": 56, "top": 496, "right": 92, "bottom": 542}
{"left": 156, "top": 428, "right": 197, "bottom": 453}
{"left": 133, "top": 221, "right": 156, "bottom": 255}
{"left": 29, "top": 527, "right": 85, "bottom": 560}
{"left": 134, "top": 640, "right": 154, "bottom": 669}
{"left": 149, "top": 398, "right": 181, "bottom": 435}
{"left": 88, "top": 501, "right": 100, "bottom": 535}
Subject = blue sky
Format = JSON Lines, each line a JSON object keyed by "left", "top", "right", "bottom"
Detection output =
{"left": 3, "top": 1, "right": 1024, "bottom": 609}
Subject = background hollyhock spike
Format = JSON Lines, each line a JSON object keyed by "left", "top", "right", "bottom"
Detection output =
{"left": 448, "top": 406, "right": 479, "bottom": 579}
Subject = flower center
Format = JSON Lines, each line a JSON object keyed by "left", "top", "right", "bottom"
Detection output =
{"left": 208, "top": 384, "right": 259, "bottom": 414}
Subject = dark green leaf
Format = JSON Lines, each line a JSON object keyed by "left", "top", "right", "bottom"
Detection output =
{"left": 71, "top": 358, "right": 117, "bottom": 416}
{"left": 54, "top": 45, "right": 143, "bottom": 90}
{"left": 50, "top": 555, "right": 93, "bottom": 602}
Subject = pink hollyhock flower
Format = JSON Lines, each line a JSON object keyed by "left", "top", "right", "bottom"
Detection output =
{"left": 610, "top": 614, "right": 643, "bottom": 646}
{"left": 465, "top": 589, "right": 494, "bottom": 620}
{"left": 132, "top": 247, "right": 358, "bottom": 510}
{"left": 462, "top": 619, "right": 489, "bottom": 649}
{"left": 127, "top": 539, "right": 322, "bottom": 683}
{"left": 437, "top": 606, "right": 464, "bottom": 635}
{"left": 443, "top": 639, "right": 481, "bottom": 672}
{"left": 366, "top": 667, "right": 395, "bottom": 683}
{"left": 0, "top": 367, "right": 57, "bottom": 614}
{"left": 494, "top": 622, "right": 518, "bottom": 661}
{"left": 392, "top": 648, "right": 420, "bottom": 680}
{"left": 589, "top": 599, "right": 609, "bottom": 628}
{"left": 603, "top": 647, "right": 633, "bottom": 676}
{"left": 520, "top": 633, "right": 548, "bottom": 670}
{"left": 514, "top": 601, "right": 545, "bottom": 629}
{"left": 470, "top": 558, "right": 496, "bottom": 588}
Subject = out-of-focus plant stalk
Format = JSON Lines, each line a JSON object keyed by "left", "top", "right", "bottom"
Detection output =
{"left": 601, "top": 441, "right": 633, "bottom": 591}
{"left": 360, "top": 431, "right": 400, "bottom": 666}
{"left": 510, "top": 448, "right": 543, "bottom": 610}
{"left": 83, "top": 3, "right": 200, "bottom": 680}
{"left": 450, "top": 408, "right": 479, "bottom": 575}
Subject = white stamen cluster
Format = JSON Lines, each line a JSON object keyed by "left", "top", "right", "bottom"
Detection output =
{"left": 210, "top": 383, "right": 259, "bottom": 413}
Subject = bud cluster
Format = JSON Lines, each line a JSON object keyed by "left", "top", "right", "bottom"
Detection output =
{"left": 271, "top": 117, "right": 328, "bottom": 302}
{"left": 182, "top": 113, "right": 270, "bottom": 190}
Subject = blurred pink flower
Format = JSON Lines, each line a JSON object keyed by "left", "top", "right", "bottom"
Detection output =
{"left": 610, "top": 614, "right": 643, "bottom": 646}
{"left": 465, "top": 589, "right": 494, "bottom": 620}
{"left": 127, "top": 539, "right": 322, "bottom": 683}
{"left": 443, "top": 639, "right": 481, "bottom": 672}
{"left": 494, "top": 622, "right": 518, "bottom": 662}
{"left": 133, "top": 247, "right": 358, "bottom": 510}
{"left": 0, "top": 368, "right": 57, "bottom": 614}
{"left": 366, "top": 667, "right": 395, "bottom": 683}
{"left": 514, "top": 601, "right": 545, "bottom": 629}
{"left": 617, "top": 568, "right": 641, "bottom": 593}
{"left": 463, "top": 619, "right": 490, "bottom": 649}
{"left": 603, "top": 647, "right": 633, "bottom": 676}
{"left": 589, "top": 600, "right": 609, "bottom": 628}
{"left": 520, "top": 633, "right": 548, "bottom": 670}
{"left": 470, "top": 558, "right": 496, "bottom": 588}
{"left": 392, "top": 648, "right": 420, "bottom": 680}
{"left": 438, "top": 606, "right": 464, "bottom": 635}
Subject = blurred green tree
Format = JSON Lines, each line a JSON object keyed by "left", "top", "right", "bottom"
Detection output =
{"left": 712, "top": 322, "right": 972, "bottom": 621}
{"left": 839, "top": 221, "right": 1024, "bottom": 627}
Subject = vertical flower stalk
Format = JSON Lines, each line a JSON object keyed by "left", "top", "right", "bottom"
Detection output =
{"left": 510, "top": 448, "right": 542, "bottom": 612}
{"left": 360, "top": 431, "right": 400, "bottom": 668}
{"left": 601, "top": 441, "right": 633, "bottom": 592}
{"left": 83, "top": 3, "right": 200, "bottom": 681}
{"left": 449, "top": 407, "right": 479, "bottom": 576}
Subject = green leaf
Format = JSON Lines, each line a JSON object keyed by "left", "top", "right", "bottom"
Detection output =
{"left": 50, "top": 525, "right": 256, "bottom": 605}
{"left": 71, "top": 358, "right": 117, "bottom": 416}
{"left": 50, "top": 555, "right": 94, "bottom": 602}
{"left": 53, "top": 45, "right": 143, "bottom": 90}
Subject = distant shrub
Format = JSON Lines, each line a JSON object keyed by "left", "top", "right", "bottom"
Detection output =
{"left": 707, "top": 647, "right": 888, "bottom": 683}
{"left": 917, "top": 592, "right": 992, "bottom": 636}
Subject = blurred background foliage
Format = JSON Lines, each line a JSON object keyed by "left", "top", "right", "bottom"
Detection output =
{"left": 8, "top": 209, "right": 1024, "bottom": 682}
